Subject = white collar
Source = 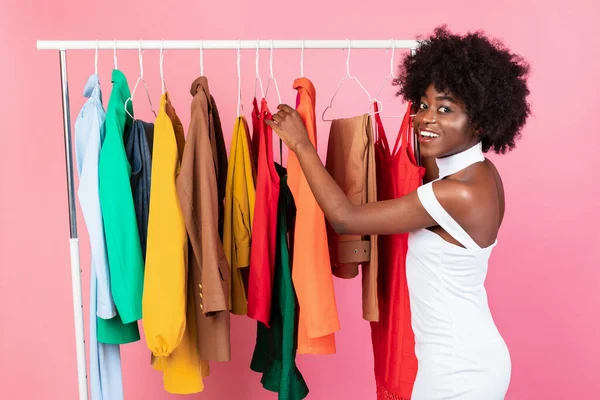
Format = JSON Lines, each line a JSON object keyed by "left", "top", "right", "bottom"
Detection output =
{"left": 435, "top": 141, "right": 485, "bottom": 180}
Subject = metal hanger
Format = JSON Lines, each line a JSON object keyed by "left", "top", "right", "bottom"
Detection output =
{"left": 94, "top": 40, "right": 99, "bottom": 75}
{"left": 264, "top": 39, "right": 282, "bottom": 105}
{"left": 300, "top": 38, "right": 305, "bottom": 77}
{"left": 374, "top": 39, "right": 396, "bottom": 100}
{"left": 254, "top": 40, "right": 265, "bottom": 99}
{"left": 371, "top": 39, "right": 402, "bottom": 118}
{"left": 236, "top": 39, "right": 244, "bottom": 117}
{"left": 160, "top": 39, "right": 166, "bottom": 94}
{"left": 200, "top": 39, "right": 204, "bottom": 76}
{"left": 113, "top": 39, "right": 118, "bottom": 70}
{"left": 322, "top": 39, "right": 382, "bottom": 121}
{"left": 124, "top": 40, "right": 157, "bottom": 119}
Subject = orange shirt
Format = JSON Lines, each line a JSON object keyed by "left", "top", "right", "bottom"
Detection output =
{"left": 288, "top": 77, "right": 340, "bottom": 355}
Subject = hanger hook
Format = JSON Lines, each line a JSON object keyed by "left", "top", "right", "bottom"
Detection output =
{"left": 254, "top": 39, "right": 264, "bottom": 99}
{"left": 255, "top": 39, "right": 260, "bottom": 78}
{"left": 346, "top": 39, "right": 352, "bottom": 76}
{"left": 94, "top": 40, "right": 99, "bottom": 75}
{"left": 138, "top": 40, "right": 144, "bottom": 79}
{"left": 300, "top": 39, "right": 305, "bottom": 77}
{"left": 113, "top": 39, "right": 118, "bottom": 69}
{"left": 269, "top": 39, "right": 275, "bottom": 78}
{"left": 237, "top": 39, "right": 243, "bottom": 116}
{"left": 200, "top": 40, "right": 204, "bottom": 76}
{"left": 265, "top": 39, "right": 282, "bottom": 105}
{"left": 237, "top": 40, "right": 242, "bottom": 83}
{"left": 373, "top": 39, "right": 399, "bottom": 102}
{"left": 160, "top": 39, "right": 165, "bottom": 94}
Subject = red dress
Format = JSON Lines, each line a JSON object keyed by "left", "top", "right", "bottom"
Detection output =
{"left": 370, "top": 102, "right": 425, "bottom": 399}
{"left": 251, "top": 98, "right": 261, "bottom": 169}
{"left": 247, "top": 99, "right": 280, "bottom": 327}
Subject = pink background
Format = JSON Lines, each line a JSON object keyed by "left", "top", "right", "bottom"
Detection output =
{"left": 1, "top": 0, "right": 599, "bottom": 399}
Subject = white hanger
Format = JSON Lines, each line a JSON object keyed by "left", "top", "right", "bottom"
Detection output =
{"left": 300, "top": 39, "right": 305, "bottom": 77}
{"left": 375, "top": 39, "right": 396, "bottom": 100}
{"left": 200, "top": 40, "right": 204, "bottom": 76}
{"left": 236, "top": 39, "right": 244, "bottom": 117}
{"left": 94, "top": 40, "right": 99, "bottom": 75}
{"left": 264, "top": 39, "right": 282, "bottom": 105}
{"left": 113, "top": 40, "right": 118, "bottom": 70}
{"left": 160, "top": 39, "right": 166, "bottom": 94}
{"left": 322, "top": 39, "right": 382, "bottom": 121}
{"left": 254, "top": 39, "right": 265, "bottom": 99}
{"left": 371, "top": 39, "right": 405, "bottom": 119}
{"left": 124, "top": 40, "right": 157, "bottom": 119}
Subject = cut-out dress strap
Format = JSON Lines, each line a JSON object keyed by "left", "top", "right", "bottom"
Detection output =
{"left": 417, "top": 182, "right": 481, "bottom": 251}
{"left": 372, "top": 101, "right": 390, "bottom": 154}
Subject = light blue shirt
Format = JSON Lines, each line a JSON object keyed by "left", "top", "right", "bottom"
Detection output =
{"left": 74, "top": 74, "right": 124, "bottom": 400}
{"left": 75, "top": 74, "right": 116, "bottom": 320}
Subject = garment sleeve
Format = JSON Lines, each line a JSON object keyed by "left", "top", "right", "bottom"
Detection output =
{"left": 142, "top": 107, "right": 187, "bottom": 358}
{"left": 289, "top": 81, "right": 340, "bottom": 355}
{"left": 363, "top": 118, "right": 379, "bottom": 322}
{"left": 233, "top": 198, "right": 252, "bottom": 270}
{"left": 159, "top": 274, "right": 210, "bottom": 395}
{"left": 223, "top": 121, "right": 237, "bottom": 308}
{"left": 76, "top": 100, "right": 118, "bottom": 321}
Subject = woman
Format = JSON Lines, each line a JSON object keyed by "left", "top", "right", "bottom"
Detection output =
{"left": 265, "top": 26, "right": 531, "bottom": 399}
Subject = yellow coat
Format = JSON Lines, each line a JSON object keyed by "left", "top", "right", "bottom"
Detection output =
{"left": 223, "top": 116, "right": 256, "bottom": 315}
{"left": 142, "top": 93, "right": 209, "bottom": 394}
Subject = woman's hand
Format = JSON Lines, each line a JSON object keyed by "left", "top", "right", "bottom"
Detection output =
{"left": 264, "top": 104, "right": 310, "bottom": 153}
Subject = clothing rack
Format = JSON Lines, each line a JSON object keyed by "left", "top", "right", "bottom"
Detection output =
{"left": 36, "top": 39, "right": 420, "bottom": 400}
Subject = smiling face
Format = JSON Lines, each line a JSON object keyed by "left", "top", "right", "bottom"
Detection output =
{"left": 413, "top": 84, "right": 480, "bottom": 159}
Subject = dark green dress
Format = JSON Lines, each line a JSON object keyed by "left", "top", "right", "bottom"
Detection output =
{"left": 251, "top": 166, "right": 308, "bottom": 400}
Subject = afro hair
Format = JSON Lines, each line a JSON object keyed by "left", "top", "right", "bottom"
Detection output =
{"left": 394, "top": 26, "right": 531, "bottom": 154}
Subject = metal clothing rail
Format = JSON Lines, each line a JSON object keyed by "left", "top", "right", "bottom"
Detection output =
{"left": 37, "top": 39, "right": 420, "bottom": 400}
{"left": 37, "top": 39, "right": 420, "bottom": 50}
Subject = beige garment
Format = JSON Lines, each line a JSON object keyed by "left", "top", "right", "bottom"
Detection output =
{"left": 325, "top": 114, "right": 379, "bottom": 322}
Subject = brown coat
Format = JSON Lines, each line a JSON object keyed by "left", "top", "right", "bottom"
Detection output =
{"left": 325, "top": 114, "right": 379, "bottom": 322}
{"left": 176, "top": 76, "right": 231, "bottom": 362}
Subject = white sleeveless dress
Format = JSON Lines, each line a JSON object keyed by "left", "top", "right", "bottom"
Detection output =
{"left": 406, "top": 142, "right": 511, "bottom": 399}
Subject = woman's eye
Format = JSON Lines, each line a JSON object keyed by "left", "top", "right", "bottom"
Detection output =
{"left": 419, "top": 102, "right": 428, "bottom": 110}
{"left": 438, "top": 106, "right": 451, "bottom": 113}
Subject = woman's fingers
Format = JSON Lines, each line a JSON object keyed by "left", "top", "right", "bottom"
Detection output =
{"left": 277, "top": 104, "right": 295, "bottom": 114}
{"left": 272, "top": 112, "right": 284, "bottom": 124}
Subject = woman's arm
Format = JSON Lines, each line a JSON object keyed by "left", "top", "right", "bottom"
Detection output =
{"left": 265, "top": 104, "right": 466, "bottom": 236}
{"left": 421, "top": 155, "right": 439, "bottom": 184}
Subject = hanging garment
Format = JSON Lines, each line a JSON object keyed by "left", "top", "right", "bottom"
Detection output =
{"left": 143, "top": 93, "right": 210, "bottom": 394}
{"left": 407, "top": 141, "right": 511, "bottom": 400}
{"left": 98, "top": 69, "right": 143, "bottom": 344}
{"left": 324, "top": 114, "right": 379, "bottom": 322}
{"left": 176, "top": 76, "right": 231, "bottom": 362}
{"left": 371, "top": 103, "right": 424, "bottom": 400}
{"left": 223, "top": 116, "right": 256, "bottom": 316}
{"left": 125, "top": 120, "right": 154, "bottom": 259}
{"left": 289, "top": 77, "right": 339, "bottom": 355}
{"left": 160, "top": 266, "right": 211, "bottom": 393}
{"left": 251, "top": 167, "right": 309, "bottom": 400}
{"left": 247, "top": 98, "right": 279, "bottom": 326}
{"left": 74, "top": 74, "right": 123, "bottom": 400}
{"left": 250, "top": 98, "right": 261, "bottom": 169}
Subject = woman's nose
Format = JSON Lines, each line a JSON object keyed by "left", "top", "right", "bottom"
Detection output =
{"left": 422, "top": 107, "right": 436, "bottom": 124}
